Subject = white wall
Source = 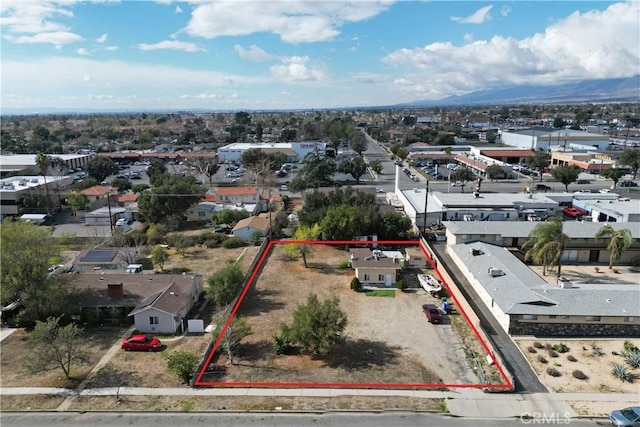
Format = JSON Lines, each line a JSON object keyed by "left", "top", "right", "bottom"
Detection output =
{"left": 134, "top": 308, "right": 176, "bottom": 334}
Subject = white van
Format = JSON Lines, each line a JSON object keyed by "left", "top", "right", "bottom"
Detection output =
{"left": 446, "top": 163, "right": 457, "bottom": 170}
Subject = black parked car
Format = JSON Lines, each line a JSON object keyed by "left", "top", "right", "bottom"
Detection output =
{"left": 620, "top": 181, "right": 638, "bottom": 187}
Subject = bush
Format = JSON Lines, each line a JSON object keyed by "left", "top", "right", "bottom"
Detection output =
{"left": 553, "top": 343, "right": 569, "bottom": 353}
{"left": 612, "top": 364, "right": 635, "bottom": 383}
{"left": 537, "top": 355, "right": 548, "bottom": 364}
{"left": 548, "top": 350, "right": 559, "bottom": 358}
{"left": 336, "top": 260, "right": 351, "bottom": 269}
{"left": 567, "top": 355, "right": 577, "bottom": 362}
{"left": 546, "top": 367, "right": 561, "bottom": 377}
{"left": 624, "top": 350, "right": 640, "bottom": 369}
{"left": 221, "top": 237, "right": 248, "bottom": 249}
{"left": 248, "top": 231, "right": 264, "bottom": 246}
{"left": 201, "top": 233, "right": 229, "bottom": 248}
{"left": 163, "top": 351, "right": 200, "bottom": 384}
{"left": 350, "top": 277, "right": 362, "bottom": 291}
{"left": 396, "top": 279, "right": 407, "bottom": 292}
{"left": 572, "top": 370, "right": 588, "bottom": 380}
{"left": 592, "top": 345, "right": 605, "bottom": 357}
{"left": 272, "top": 329, "right": 294, "bottom": 355}
{"left": 533, "top": 342, "right": 544, "bottom": 349}
{"left": 624, "top": 340, "right": 639, "bottom": 353}
{"left": 527, "top": 346, "right": 537, "bottom": 353}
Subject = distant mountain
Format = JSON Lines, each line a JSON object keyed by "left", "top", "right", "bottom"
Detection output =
{"left": 400, "top": 75, "right": 640, "bottom": 107}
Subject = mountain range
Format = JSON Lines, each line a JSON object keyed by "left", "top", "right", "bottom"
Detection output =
{"left": 399, "top": 75, "right": 640, "bottom": 107}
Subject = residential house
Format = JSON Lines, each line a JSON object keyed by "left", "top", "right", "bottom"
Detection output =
{"left": 349, "top": 248, "right": 403, "bottom": 287}
{"left": 447, "top": 241, "right": 639, "bottom": 337}
{"left": 84, "top": 206, "right": 126, "bottom": 227}
{"left": 73, "top": 249, "right": 128, "bottom": 272}
{"left": 70, "top": 272, "right": 203, "bottom": 333}
{"left": 232, "top": 215, "right": 270, "bottom": 241}
{"left": 81, "top": 185, "right": 115, "bottom": 210}
{"left": 404, "top": 246, "right": 428, "bottom": 268}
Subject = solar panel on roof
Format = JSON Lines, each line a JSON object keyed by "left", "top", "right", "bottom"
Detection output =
{"left": 137, "top": 291, "right": 163, "bottom": 309}
{"left": 79, "top": 250, "right": 118, "bottom": 263}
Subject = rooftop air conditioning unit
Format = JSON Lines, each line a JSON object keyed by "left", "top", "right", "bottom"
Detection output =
{"left": 488, "top": 267, "right": 505, "bottom": 277}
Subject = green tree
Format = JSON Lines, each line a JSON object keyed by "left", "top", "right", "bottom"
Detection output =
{"left": 212, "top": 209, "right": 249, "bottom": 225}
{"left": 288, "top": 157, "right": 336, "bottom": 191}
{"left": 72, "top": 177, "right": 99, "bottom": 191}
{"left": 485, "top": 130, "right": 497, "bottom": 143}
{"left": 170, "top": 234, "right": 193, "bottom": 256}
{"left": 284, "top": 224, "right": 321, "bottom": 268}
{"left": 66, "top": 192, "right": 89, "bottom": 216}
{"left": 595, "top": 225, "right": 633, "bottom": 269}
{"left": 378, "top": 210, "right": 413, "bottom": 240}
{"left": 86, "top": 156, "right": 119, "bottom": 183}
{"left": 349, "top": 131, "right": 368, "bottom": 156}
{"left": 147, "top": 159, "right": 167, "bottom": 185}
{"left": 522, "top": 217, "right": 568, "bottom": 277}
{"left": 287, "top": 294, "right": 347, "bottom": 356}
{"left": 151, "top": 246, "right": 168, "bottom": 270}
{"left": 206, "top": 263, "right": 245, "bottom": 307}
{"left": 319, "top": 205, "right": 377, "bottom": 241}
{"left": 35, "top": 153, "right": 52, "bottom": 214}
{"left": 23, "top": 316, "right": 87, "bottom": 380}
{"left": 526, "top": 151, "right": 551, "bottom": 181}
{"left": 337, "top": 157, "right": 368, "bottom": 184}
{"left": 550, "top": 164, "right": 581, "bottom": 192}
{"left": 138, "top": 175, "right": 204, "bottom": 225}
{"left": 618, "top": 148, "right": 640, "bottom": 179}
{"left": 553, "top": 117, "right": 567, "bottom": 128}
{"left": 132, "top": 183, "right": 150, "bottom": 193}
{"left": 369, "top": 159, "right": 383, "bottom": 175}
{"left": 214, "top": 316, "right": 252, "bottom": 365}
{"left": 600, "top": 168, "right": 627, "bottom": 188}
{"left": 485, "top": 164, "right": 505, "bottom": 180}
{"left": 0, "top": 221, "right": 68, "bottom": 325}
{"left": 146, "top": 223, "right": 167, "bottom": 245}
{"left": 449, "top": 167, "right": 476, "bottom": 193}
{"left": 163, "top": 351, "right": 200, "bottom": 384}
{"left": 110, "top": 177, "right": 132, "bottom": 192}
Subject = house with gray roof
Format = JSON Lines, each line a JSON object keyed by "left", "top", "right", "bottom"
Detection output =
{"left": 447, "top": 241, "right": 639, "bottom": 337}
{"left": 350, "top": 248, "right": 403, "bottom": 287}
{"left": 443, "top": 221, "right": 640, "bottom": 265}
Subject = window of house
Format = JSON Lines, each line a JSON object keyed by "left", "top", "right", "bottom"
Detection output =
{"left": 149, "top": 316, "right": 159, "bottom": 325}
{"left": 521, "top": 314, "right": 538, "bottom": 321}
{"left": 548, "top": 315, "right": 557, "bottom": 319}
{"left": 198, "top": 211, "right": 205, "bottom": 217}
{"left": 586, "top": 316, "right": 601, "bottom": 322}
{"left": 624, "top": 317, "right": 634, "bottom": 322}
{"left": 378, "top": 274, "right": 384, "bottom": 281}
{"left": 364, "top": 274, "right": 370, "bottom": 281}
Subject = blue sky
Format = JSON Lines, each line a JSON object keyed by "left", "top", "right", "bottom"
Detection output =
{"left": 1, "top": 1, "right": 638, "bottom": 112}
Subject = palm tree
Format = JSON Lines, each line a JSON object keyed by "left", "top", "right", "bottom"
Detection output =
{"left": 522, "top": 217, "right": 568, "bottom": 277}
{"left": 35, "top": 153, "right": 51, "bottom": 215}
{"left": 595, "top": 225, "right": 633, "bottom": 269}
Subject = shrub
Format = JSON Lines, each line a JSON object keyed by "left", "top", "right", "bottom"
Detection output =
{"left": 537, "top": 355, "right": 548, "bottom": 364}
{"left": 553, "top": 343, "right": 569, "bottom": 353}
{"left": 336, "top": 260, "right": 351, "bottom": 269}
{"left": 527, "top": 346, "right": 537, "bottom": 354}
{"left": 533, "top": 342, "right": 544, "bottom": 349}
{"left": 546, "top": 367, "right": 561, "bottom": 377}
{"left": 548, "top": 350, "right": 559, "bottom": 358}
{"left": 350, "top": 277, "right": 362, "bottom": 291}
{"left": 572, "top": 370, "right": 588, "bottom": 380}
{"left": 592, "top": 345, "right": 605, "bottom": 357}
{"left": 272, "top": 329, "right": 294, "bottom": 355}
{"left": 221, "top": 237, "right": 248, "bottom": 249}
{"left": 624, "top": 340, "right": 639, "bottom": 354}
{"left": 567, "top": 355, "right": 577, "bottom": 362}
{"left": 624, "top": 350, "right": 640, "bottom": 369}
{"left": 396, "top": 279, "right": 407, "bottom": 292}
{"left": 611, "top": 364, "right": 635, "bottom": 383}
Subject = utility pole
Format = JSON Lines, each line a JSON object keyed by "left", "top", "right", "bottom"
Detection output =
{"left": 107, "top": 192, "right": 113, "bottom": 234}
{"left": 422, "top": 181, "right": 430, "bottom": 234}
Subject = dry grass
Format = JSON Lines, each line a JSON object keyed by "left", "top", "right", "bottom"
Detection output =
{"left": 162, "top": 244, "right": 260, "bottom": 279}
{"left": 68, "top": 395, "right": 445, "bottom": 412}
{"left": 0, "top": 327, "right": 127, "bottom": 388}
{"left": 516, "top": 339, "right": 640, "bottom": 393}
{"left": 0, "top": 394, "right": 67, "bottom": 411}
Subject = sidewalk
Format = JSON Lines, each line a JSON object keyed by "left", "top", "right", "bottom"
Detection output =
{"left": 1, "top": 386, "right": 635, "bottom": 418}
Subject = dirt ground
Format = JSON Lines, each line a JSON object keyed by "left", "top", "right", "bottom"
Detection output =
{"left": 0, "top": 327, "right": 127, "bottom": 388}
{"left": 515, "top": 338, "right": 640, "bottom": 394}
{"left": 162, "top": 244, "right": 260, "bottom": 279}
{"left": 204, "top": 244, "right": 483, "bottom": 387}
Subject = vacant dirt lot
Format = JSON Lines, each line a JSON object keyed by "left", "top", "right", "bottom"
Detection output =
{"left": 515, "top": 338, "right": 640, "bottom": 394}
{"left": 162, "top": 244, "right": 260, "bottom": 279}
{"left": 204, "top": 244, "right": 480, "bottom": 387}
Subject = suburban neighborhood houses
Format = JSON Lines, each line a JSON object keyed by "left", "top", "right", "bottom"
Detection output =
{"left": 1, "top": 106, "right": 639, "bottom": 421}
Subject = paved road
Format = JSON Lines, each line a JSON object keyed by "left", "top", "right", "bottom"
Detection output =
{"left": 430, "top": 242, "right": 548, "bottom": 394}
{"left": 0, "top": 412, "right": 602, "bottom": 427}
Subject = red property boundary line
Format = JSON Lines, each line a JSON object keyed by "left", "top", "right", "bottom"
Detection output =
{"left": 193, "top": 239, "right": 513, "bottom": 390}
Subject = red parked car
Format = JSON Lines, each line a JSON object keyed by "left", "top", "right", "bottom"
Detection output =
{"left": 121, "top": 334, "right": 162, "bottom": 352}
{"left": 422, "top": 303, "right": 442, "bottom": 324}
{"left": 562, "top": 207, "right": 584, "bottom": 217}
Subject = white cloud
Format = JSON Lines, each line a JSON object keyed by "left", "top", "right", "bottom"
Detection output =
{"left": 83, "top": 75, "right": 92, "bottom": 82}
{"left": 5, "top": 31, "right": 83, "bottom": 47}
{"left": 76, "top": 47, "right": 90, "bottom": 55}
{"left": 451, "top": 5, "right": 493, "bottom": 24}
{"left": 183, "top": 1, "right": 394, "bottom": 43}
{"left": 105, "top": 46, "right": 118, "bottom": 51}
{"left": 500, "top": 6, "right": 511, "bottom": 18}
{"left": 175, "top": 5, "right": 182, "bottom": 14}
{"left": 463, "top": 33, "right": 474, "bottom": 43}
{"left": 269, "top": 56, "right": 329, "bottom": 82}
{"left": 382, "top": 2, "right": 640, "bottom": 99}
{"left": 136, "top": 40, "right": 205, "bottom": 52}
{"left": 233, "top": 44, "right": 274, "bottom": 62}
{"left": 96, "top": 33, "right": 108, "bottom": 43}
{"left": 180, "top": 93, "right": 221, "bottom": 100}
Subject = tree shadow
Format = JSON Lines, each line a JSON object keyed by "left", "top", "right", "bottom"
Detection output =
{"left": 322, "top": 338, "right": 402, "bottom": 370}
{"left": 234, "top": 339, "right": 276, "bottom": 363}
{"left": 237, "top": 287, "right": 286, "bottom": 317}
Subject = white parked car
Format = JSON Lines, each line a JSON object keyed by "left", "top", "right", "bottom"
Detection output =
{"left": 279, "top": 184, "right": 288, "bottom": 191}
{"left": 598, "top": 188, "right": 611, "bottom": 193}
{"left": 115, "top": 218, "right": 127, "bottom": 227}
{"left": 451, "top": 181, "right": 464, "bottom": 187}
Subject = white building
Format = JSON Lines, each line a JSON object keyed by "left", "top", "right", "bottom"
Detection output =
{"left": 500, "top": 128, "right": 609, "bottom": 151}
{"left": 0, "top": 175, "right": 72, "bottom": 217}
{"left": 217, "top": 141, "right": 326, "bottom": 163}
{"left": 0, "top": 153, "right": 92, "bottom": 175}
